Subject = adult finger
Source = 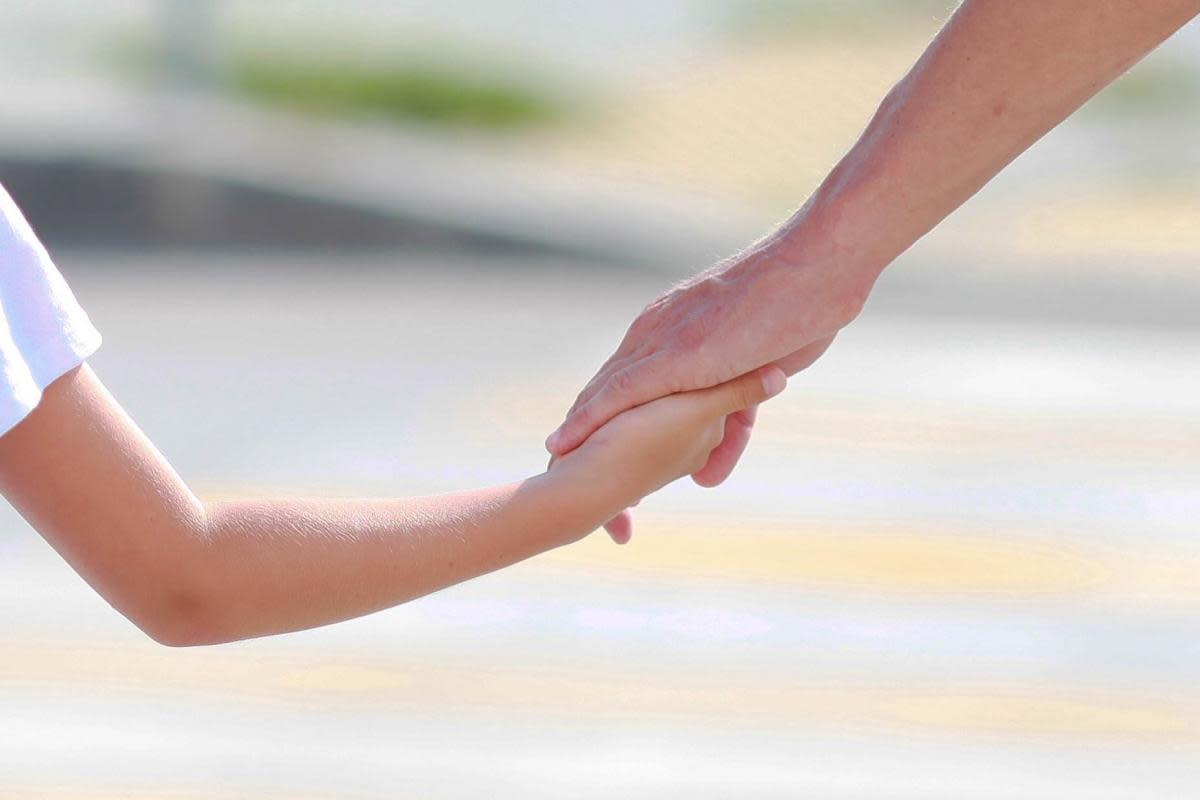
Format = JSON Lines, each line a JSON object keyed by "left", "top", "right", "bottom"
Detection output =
{"left": 691, "top": 405, "right": 757, "bottom": 488}
{"left": 561, "top": 344, "right": 645, "bottom": 420}
{"left": 603, "top": 509, "right": 633, "bottom": 545}
{"left": 546, "top": 354, "right": 671, "bottom": 457}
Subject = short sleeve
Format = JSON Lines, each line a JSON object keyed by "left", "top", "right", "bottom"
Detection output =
{"left": 0, "top": 182, "right": 102, "bottom": 437}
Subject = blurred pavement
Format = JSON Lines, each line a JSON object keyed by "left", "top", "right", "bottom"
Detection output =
{"left": 3, "top": 254, "right": 1200, "bottom": 798}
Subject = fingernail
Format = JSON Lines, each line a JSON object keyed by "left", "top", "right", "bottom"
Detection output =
{"left": 762, "top": 367, "right": 786, "bottom": 398}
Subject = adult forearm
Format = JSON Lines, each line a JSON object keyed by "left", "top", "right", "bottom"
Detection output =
{"left": 544, "top": 0, "right": 1196, "bottom": 489}
{"left": 776, "top": 0, "right": 1200, "bottom": 280}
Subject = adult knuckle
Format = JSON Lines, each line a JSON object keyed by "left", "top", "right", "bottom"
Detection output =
{"left": 567, "top": 384, "right": 595, "bottom": 416}
{"left": 573, "top": 374, "right": 605, "bottom": 406}
{"left": 568, "top": 386, "right": 588, "bottom": 409}
{"left": 566, "top": 402, "right": 593, "bottom": 430}
{"left": 607, "top": 366, "right": 638, "bottom": 397}
{"left": 628, "top": 310, "right": 655, "bottom": 339}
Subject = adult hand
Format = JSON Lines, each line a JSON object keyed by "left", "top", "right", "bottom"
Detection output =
{"left": 552, "top": 365, "right": 788, "bottom": 512}
{"left": 550, "top": 0, "right": 1200, "bottom": 544}
{"left": 546, "top": 236, "right": 873, "bottom": 541}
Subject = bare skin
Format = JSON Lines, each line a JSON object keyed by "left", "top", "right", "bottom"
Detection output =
{"left": 0, "top": 363, "right": 784, "bottom": 646}
{"left": 549, "top": 0, "right": 1200, "bottom": 541}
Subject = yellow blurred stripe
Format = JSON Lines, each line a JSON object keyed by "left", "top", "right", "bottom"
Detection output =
{"left": 3, "top": 641, "right": 1198, "bottom": 741}
{"left": 540, "top": 516, "right": 1200, "bottom": 607}
{"left": 545, "top": 518, "right": 1112, "bottom": 595}
{"left": 883, "top": 690, "right": 1194, "bottom": 738}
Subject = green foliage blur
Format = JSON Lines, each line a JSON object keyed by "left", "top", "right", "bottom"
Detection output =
{"left": 228, "top": 57, "right": 562, "bottom": 130}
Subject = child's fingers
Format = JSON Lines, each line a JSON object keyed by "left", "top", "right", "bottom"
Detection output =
{"left": 699, "top": 365, "right": 787, "bottom": 416}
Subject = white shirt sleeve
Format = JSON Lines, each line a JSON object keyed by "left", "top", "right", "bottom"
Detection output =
{"left": 0, "top": 182, "right": 102, "bottom": 437}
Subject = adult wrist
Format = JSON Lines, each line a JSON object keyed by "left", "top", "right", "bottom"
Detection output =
{"left": 720, "top": 188, "right": 886, "bottom": 337}
{"left": 776, "top": 181, "right": 894, "bottom": 286}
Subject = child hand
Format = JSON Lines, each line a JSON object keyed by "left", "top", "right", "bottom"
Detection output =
{"left": 554, "top": 365, "right": 787, "bottom": 519}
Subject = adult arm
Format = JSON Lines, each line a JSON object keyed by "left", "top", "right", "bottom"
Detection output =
{"left": 0, "top": 363, "right": 779, "bottom": 646}
{"left": 548, "top": 0, "right": 1200, "bottom": 490}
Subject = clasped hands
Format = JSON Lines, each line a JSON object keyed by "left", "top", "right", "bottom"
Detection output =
{"left": 544, "top": 241, "right": 869, "bottom": 542}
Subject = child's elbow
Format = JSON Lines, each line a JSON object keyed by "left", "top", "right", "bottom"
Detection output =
{"left": 127, "top": 585, "right": 233, "bottom": 648}
{"left": 139, "top": 613, "right": 222, "bottom": 648}
{"left": 140, "top": 620, "right": 203, "bottom": 648}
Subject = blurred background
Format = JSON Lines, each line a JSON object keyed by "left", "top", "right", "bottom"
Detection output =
{"left": 2, "top": 1, "right": 1200, "bottom": 797}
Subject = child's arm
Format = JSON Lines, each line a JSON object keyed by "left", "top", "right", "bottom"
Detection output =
{"left": 0, "top": 363, "right": 783, "bottom": 646}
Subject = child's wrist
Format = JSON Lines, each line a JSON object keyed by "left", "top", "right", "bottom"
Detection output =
{"left": 532, "top": 459, "right": 632, "bottom": 542}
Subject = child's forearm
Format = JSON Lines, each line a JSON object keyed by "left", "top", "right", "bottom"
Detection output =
{"left": 191, "top": 466, "right": 613, "bottom": 645}
{"left": 0, "top": 365, "right": 622, "bottom": 646}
